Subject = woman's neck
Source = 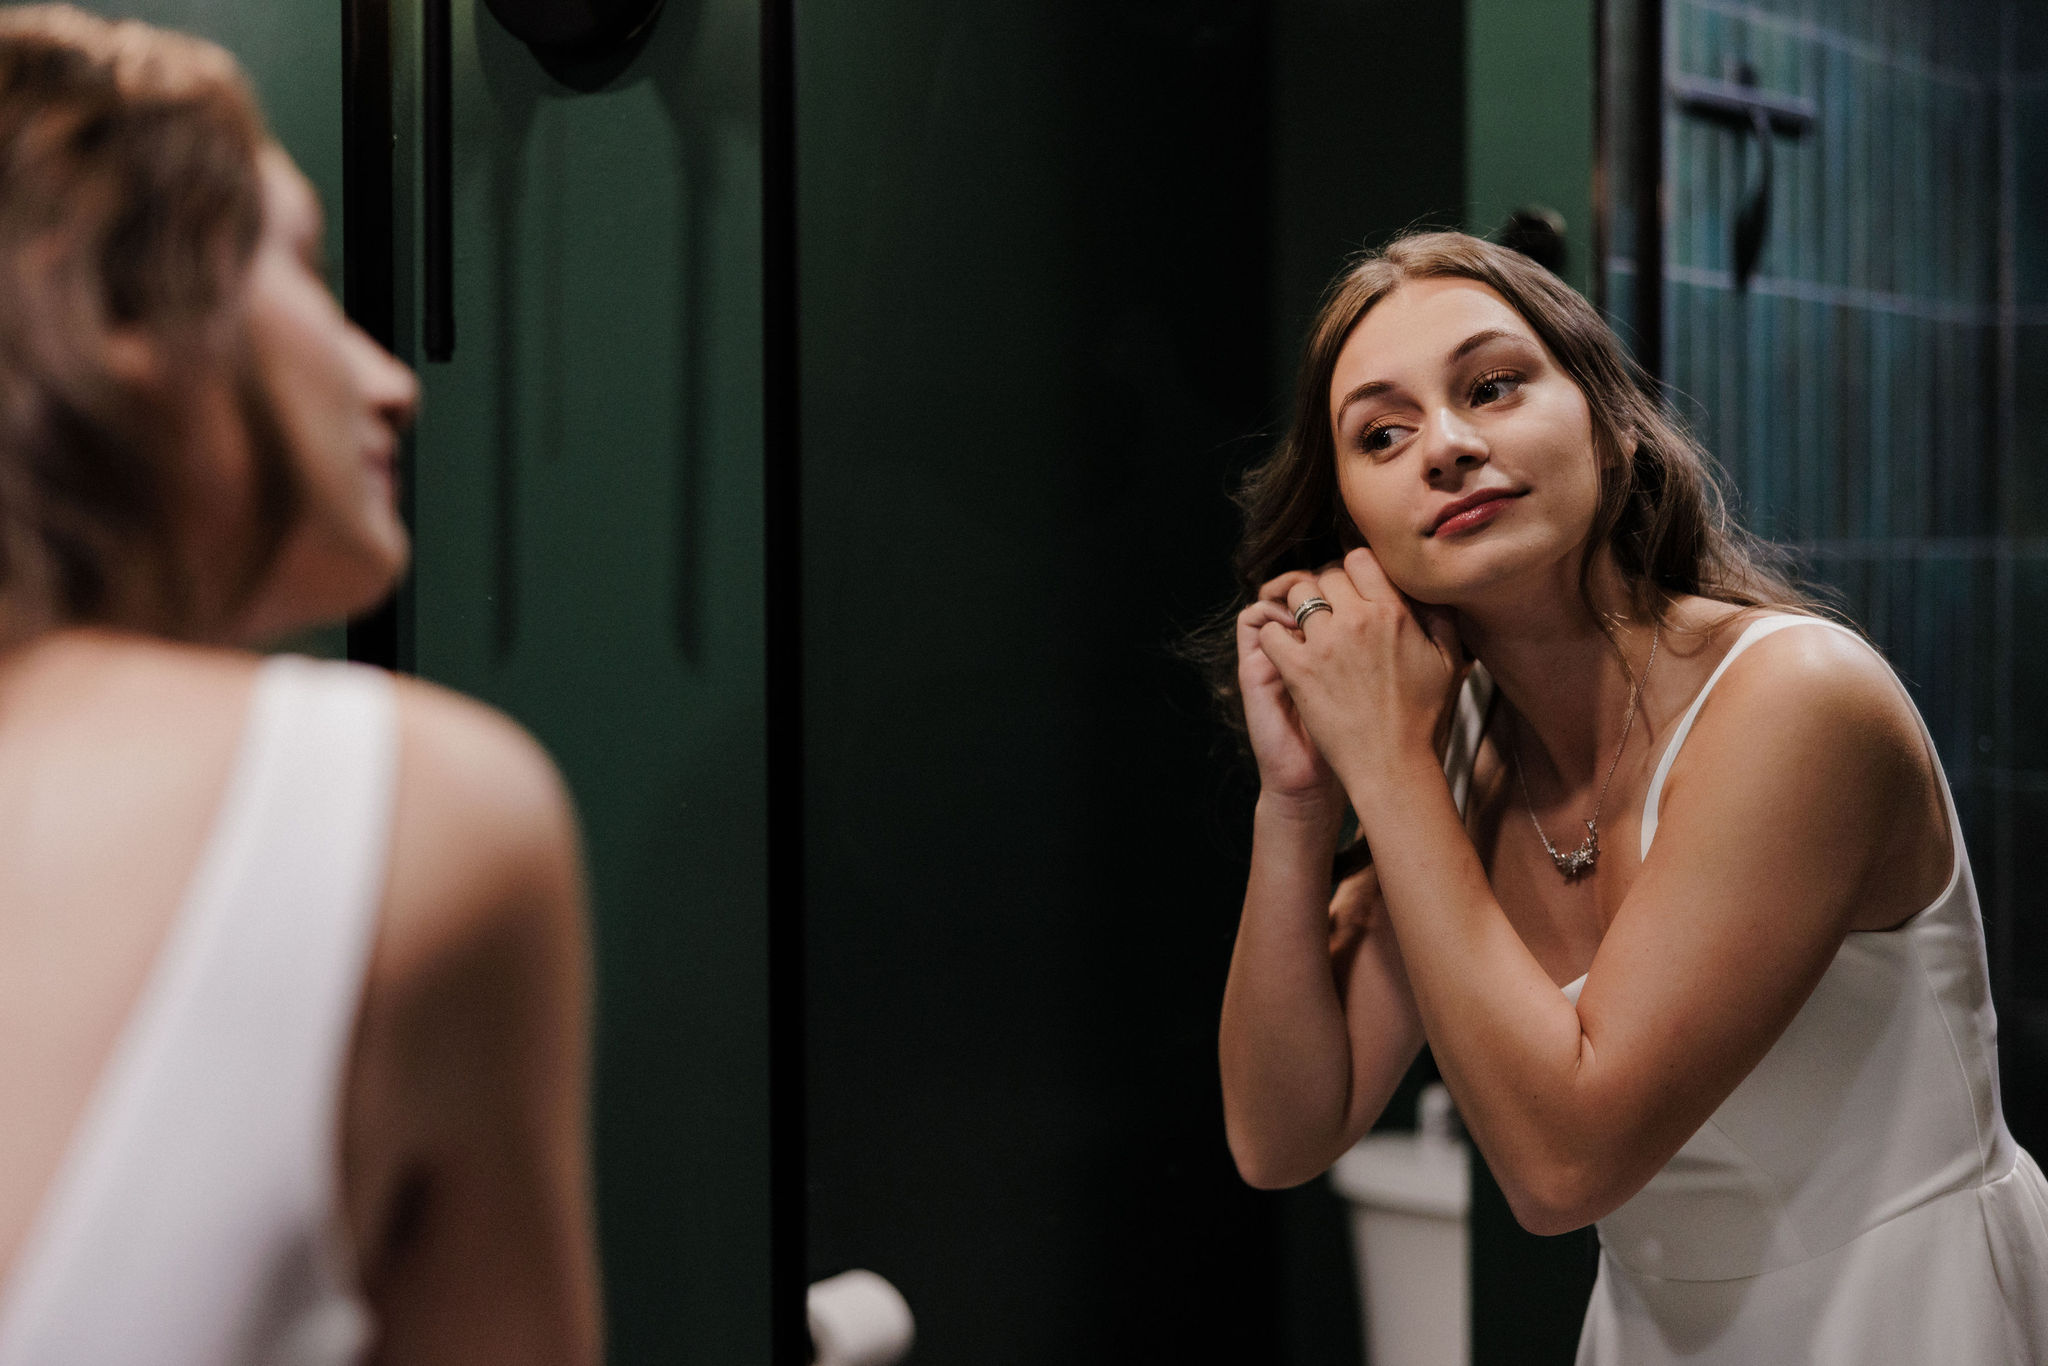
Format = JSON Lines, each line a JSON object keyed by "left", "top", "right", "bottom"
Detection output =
{"left": 1455, "top": 554, "right": 1659, "bottom": 792}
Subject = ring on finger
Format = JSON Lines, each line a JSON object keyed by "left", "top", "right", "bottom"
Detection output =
{"left": 1294, "top": 596, "right": 1333, "bottom": 627}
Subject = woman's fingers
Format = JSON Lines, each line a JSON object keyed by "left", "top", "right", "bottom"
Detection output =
{"left": 1238, "top": 598, "right": 1302, "bottom": 652}
{"left": 1316, "top": 564, "right": 1370, "bottom": 616}
{"left": 1341, "top": 545, "right": 1400, "bottom": 600}
{"left": 1257, "top": 619, "right": 1304, "bottom": 677}
{"left": 1257, "top": 569, "right": 1321, "bottom": 606}
{"left": 1238, "top": 602, "right": 1299, "bottom": 685}
{"left": 1283, "top": 578, "right": 1331, "bottom": 621}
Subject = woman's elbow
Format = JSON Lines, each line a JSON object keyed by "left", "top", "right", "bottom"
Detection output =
{"left": 1496, "top": 1155, "right": 1617, "bottom": 1237}
{"left": 1225, "top": 1126, "right": 1331, "bottom": 1191}
{"left": 1232, "top": 1152, "right": 1324, "bottom": 1192}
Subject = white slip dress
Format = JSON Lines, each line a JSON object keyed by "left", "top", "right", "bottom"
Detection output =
{"left": 0, "top": 655, "right": 396, "bottom": 1366}
{"left": 1528, "top": 614, "right": 2048, "bottom": 1364}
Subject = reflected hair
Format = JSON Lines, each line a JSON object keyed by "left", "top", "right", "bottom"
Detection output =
{"left": 1198, "top": 230, "right": 1830, "bottom": 734}
{"left": 0, "top": 5, "right": 292, "bottom": 641}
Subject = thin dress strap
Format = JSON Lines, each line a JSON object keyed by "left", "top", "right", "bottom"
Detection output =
{"left": 1638, "top": 614, "right": 1869, "bottom": 860}
{"left": 1445, "top": 663, "right": 1497, "bottom": 820}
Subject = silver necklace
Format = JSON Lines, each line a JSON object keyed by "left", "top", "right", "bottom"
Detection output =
{"left": 1511, "top": 621, "right": 1660, "bottom": 880}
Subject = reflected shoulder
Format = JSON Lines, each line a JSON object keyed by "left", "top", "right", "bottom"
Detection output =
{"left": 389, "top": 675, "right": 579, "bottom": 874}
{"left": 375, "top": 675, "right": 586, "bottom": 992}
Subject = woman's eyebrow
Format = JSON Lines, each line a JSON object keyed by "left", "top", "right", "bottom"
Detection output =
{"left": 1334, "top": 328, "right": 1536, "bottom": 421}
{"left": 1447, "top": 327, "right": 1531, "bottom": 363}
{"left": 1334, "top": 377, "right": 1398, "bottom": 421}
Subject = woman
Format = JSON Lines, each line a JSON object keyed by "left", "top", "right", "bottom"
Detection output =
{"left": 0, "top": 9, "right": 598, "bottom": 1364}
{"left": 1215, "top": 231, "right": 2047, "bottom": 1362}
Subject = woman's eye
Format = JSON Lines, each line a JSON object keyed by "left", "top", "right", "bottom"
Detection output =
{"left": 1472, "top": 371, "right": 1523, "bottom": 406}
{"left": 1359, "top": 422, "right": 1409, "bottom": 453}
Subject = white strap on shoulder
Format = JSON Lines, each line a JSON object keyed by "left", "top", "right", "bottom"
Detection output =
{"left": 1445, "top": 663, "right": 1496, "bottom": 820}
{"left": 1638, "top": 614, "right": 1863, "bottom": 859}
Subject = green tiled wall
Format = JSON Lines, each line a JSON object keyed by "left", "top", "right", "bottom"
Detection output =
{"left": 1606, "top": 0, "right": 2048, "bottom": 1018}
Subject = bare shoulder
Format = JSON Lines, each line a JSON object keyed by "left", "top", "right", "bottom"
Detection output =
{"left": 1691, "top": 618, "right": 1925, "bottom": 772}
{"left": 362, "top": 672, "right": 586, "bottom": 1071}
{"left": 390, "top": 676, "right": 576, "bottom": 866}
{"left": 348, "top": 676, "right": 598, "bottom": 1362}
{"left": 1662, "top": 615, "right": 1948, "bottom": 921}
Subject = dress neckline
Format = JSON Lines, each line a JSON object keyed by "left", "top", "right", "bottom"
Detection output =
{"left": 0, "top": 657, "right": 284, "bottom": 1325}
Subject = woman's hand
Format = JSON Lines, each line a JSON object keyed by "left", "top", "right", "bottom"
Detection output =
{"left": 1255, "top": 547, "right": 1466, "bottom": 792}
{"left": 1236, "top": 568, "right": 1344, "bottom": 812}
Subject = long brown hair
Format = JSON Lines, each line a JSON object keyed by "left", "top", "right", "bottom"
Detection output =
{"left": 0, "top": 5, "right": 287, "bottom": 641}
{"left": 1200, "top": 230, "right": 1830, "bottom": 731}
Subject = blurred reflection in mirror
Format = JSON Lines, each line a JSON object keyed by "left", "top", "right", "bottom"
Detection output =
{"left": 0, "top": 9, "right": 599, "bottom": 1363}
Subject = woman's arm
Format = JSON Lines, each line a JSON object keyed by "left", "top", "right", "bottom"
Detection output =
{"left": 346, "top": 681, "right": 601, "bottom": 1366}
{"left": 1263, "top": 553, "right": 1941, "bottom": 1233}
{"left": 1218, "top": 580, "right": 1429, "bottom": 1188}
{"left": 1220, "top": 799, "right": 1426, "bottom": 1188}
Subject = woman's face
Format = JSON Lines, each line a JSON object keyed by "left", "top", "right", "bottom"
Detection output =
{"left": 222, "top": 148, "right": 418, "bottom": 641}
{"left": 1327, "top": 276, "right": 1605, "bottom": 608}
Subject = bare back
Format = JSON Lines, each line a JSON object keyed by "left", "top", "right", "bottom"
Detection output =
{"left": 0, "top": 631, "right": 598, "bottom": 1366}
{"left": 0, "top": 633, "right": 258, "bottom": 1287}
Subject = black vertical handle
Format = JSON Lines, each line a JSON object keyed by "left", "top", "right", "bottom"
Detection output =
{"left": 423, "top": 0, "right": 454, "bottom": 361}
{"left": 1734, "top": 102, "right": 1773, "bottom": 290}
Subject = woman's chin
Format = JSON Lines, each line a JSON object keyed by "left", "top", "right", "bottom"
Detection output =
{"left": 231, "top": 534, "right": 410, "bottom": 647}
{"left": 1412, "top": 528, "right": 1588, "bottom": 607}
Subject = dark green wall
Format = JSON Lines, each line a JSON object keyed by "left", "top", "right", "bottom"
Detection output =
{"left": 797, "top": 4, "right": 1278, "bottom": 1355}
{"left": 1271, "top": 0, "right": 1470, "bottom": 395}
{"left": 797, "top": 3, "right": 1465, "bottom": 1362}
{"left": 1467, "top": 0, "right": 1597, "bottom": 292}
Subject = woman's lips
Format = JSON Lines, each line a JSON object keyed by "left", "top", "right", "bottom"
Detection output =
{"left": 1431, "top": 492, "right": 1519, "bottom": 537}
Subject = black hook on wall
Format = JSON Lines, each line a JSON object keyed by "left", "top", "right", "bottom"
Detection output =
{"left": 1670, "top": 62, "right": 1815, "bottom": 290}
{"left": 419, "top": 0, "right": 670, "bottom": 364}
{"left": 480, "top": 0, "right": 668, "bottom": 53}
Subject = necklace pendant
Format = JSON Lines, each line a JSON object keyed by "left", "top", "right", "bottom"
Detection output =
{"left": 1550, "top": 820, "right": 1600, "bottom": 879}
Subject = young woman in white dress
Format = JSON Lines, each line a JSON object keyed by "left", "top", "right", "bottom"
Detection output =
{"left": 1215, "top": 231, "right": 2048, "bottom": 1362}
{"left": 0, "top": 9, "right": 598, "bottom": 1364}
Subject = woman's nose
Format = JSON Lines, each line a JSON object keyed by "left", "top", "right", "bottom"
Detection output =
{"left": 361, "top": 335, "right": 420, "bottom": 434}
{"left": 1423, "top": 407, "right": 1487, "bottom": 479}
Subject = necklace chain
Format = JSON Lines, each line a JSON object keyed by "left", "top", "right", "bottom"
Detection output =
{"left": 1511, "top": 621, "right": 1661, "bottom": 880}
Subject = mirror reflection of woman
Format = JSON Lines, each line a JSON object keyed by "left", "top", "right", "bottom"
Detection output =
{"left": 0, "top": 10, "right": 598, "bottom": 1364}
{"left": 1215, "top": 232, "right": 2047, "bottom": 1363}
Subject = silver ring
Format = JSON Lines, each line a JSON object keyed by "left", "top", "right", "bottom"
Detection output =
{"left": 1294, "top": 596, "right": 1333, "bottom": 627}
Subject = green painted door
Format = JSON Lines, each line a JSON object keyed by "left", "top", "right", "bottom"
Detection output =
{"left": 398, "top": 3, "right": 770, "bottom": 1361}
